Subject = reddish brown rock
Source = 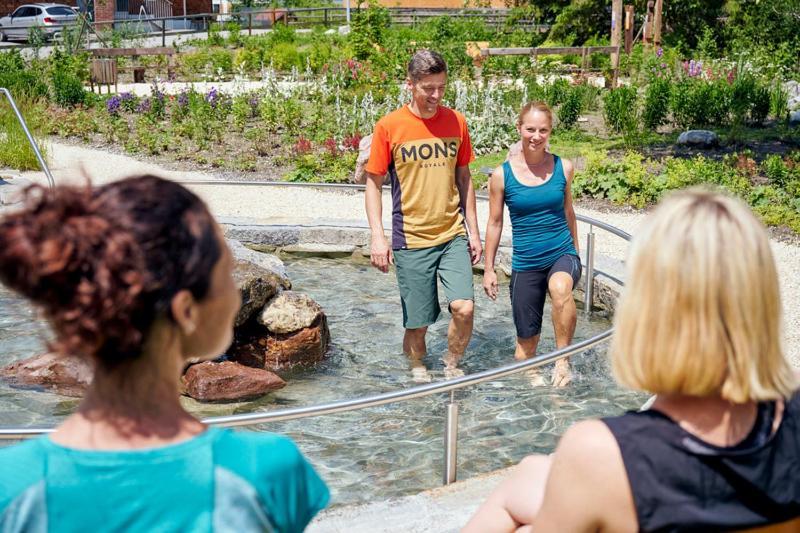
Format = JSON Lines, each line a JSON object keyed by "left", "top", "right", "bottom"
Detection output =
{"left": 181, "top": 361, "right": 285, "bottom": 402}
{"left": 0, "top": 353, "right": 93, "bottom": 397}
{"left": 228, "top": 316, "right": 330, "bottom": 371}
{"left": 264, "top": 316, "right": 330, "bottom": 370}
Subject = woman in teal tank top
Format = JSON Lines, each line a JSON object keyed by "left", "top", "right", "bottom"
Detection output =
{"left": 483, "top": 102, "right": 581, "bottom": 387}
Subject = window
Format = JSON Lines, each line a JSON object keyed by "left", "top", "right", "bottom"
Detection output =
{"left": 46, "top": 6, "right": 76, "bottom": 15}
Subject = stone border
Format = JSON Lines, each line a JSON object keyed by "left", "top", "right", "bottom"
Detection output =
{"left": 220, "top": 218, "right": 626, "bottom": 315}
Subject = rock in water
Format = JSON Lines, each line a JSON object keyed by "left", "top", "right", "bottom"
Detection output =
{"left": 181, "top": 361, "right": 285, "bottom": 402}
{"left": 0, "top": 353, "right": 92, "bottom": 397}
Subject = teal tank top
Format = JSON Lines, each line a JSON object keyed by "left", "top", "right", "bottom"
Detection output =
{"left": 503, "top": 155, "right": 577, "bottom": 271}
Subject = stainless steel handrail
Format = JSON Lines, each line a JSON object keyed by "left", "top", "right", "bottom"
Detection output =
{"left": 0, "top": 88, "right": 55, "bottom": 189}
{"left": 0, "top": 180, "right": 631, "bottom": 484}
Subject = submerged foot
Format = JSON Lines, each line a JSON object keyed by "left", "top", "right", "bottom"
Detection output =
{"left": 524, "top": 368, "right": 547, "bottom": 387}
{"left": 552, "top": 359, "right": 573, "bottom": 388}
{"left": 443, "top": 366, "right": 465, "bottom": 380}
{"left": 411, "top": 366, "right": 432, "bottom": 383}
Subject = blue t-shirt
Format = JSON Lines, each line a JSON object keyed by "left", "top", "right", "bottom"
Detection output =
{"left": 503, "top": 156, "right": 577, "bottom": 271}
{"left": 0, "top": 427, "right": 330, "bottom": 532}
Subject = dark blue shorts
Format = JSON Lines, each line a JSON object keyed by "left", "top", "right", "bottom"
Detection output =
{"left": 509, "top": 254, "right": 582, "bottom": 338}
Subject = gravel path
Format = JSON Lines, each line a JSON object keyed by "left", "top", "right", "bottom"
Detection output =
{"left": 9, "top": 140, "right": 800, "bottom": 366}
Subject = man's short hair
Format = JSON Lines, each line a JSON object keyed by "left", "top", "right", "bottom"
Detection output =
{"left": 407, "top": 50, "right": 447, "bottom": 82}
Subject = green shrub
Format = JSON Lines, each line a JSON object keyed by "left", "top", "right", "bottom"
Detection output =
{"left": 545, "top": 78, "right": 570, "bottom": 108}
{"left": 603, "top": 85, "right": 638, "bottom": 134}
{"left": 770, "top": 84, "right": 789, "bottom": 122}
{"left": 642, "top": 76, "right": 671, "bottom": 129}
{"left": 0, "top": 51, "right": 48, "bottom": 100}
{"left": 750, "top": 84, "right": 770, "bottom": 125}
{"left": 556, "top": 85, "right": 583, "bottom": 129}
{"left": 730, "top": 74, "right": 756, "bottom": 125}
{"left": 0, "top": 100, "right": 46, "bottom": 170}
{"left": 50, "top": 50, "right": 87, "bottom": 107}
{"left": 268, "top": 42, "right": 301, "bottom": 71}
{"left": 670, "top": 79, "right": 714, "bottom": 128}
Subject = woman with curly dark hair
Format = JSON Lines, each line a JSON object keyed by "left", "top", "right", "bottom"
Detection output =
{"left": 0, "top": 176, "right": 329, "bottom": 532}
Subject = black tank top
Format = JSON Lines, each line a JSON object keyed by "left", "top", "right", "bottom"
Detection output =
{"left": 602, "top": 391, "right": 800, "bottom": 532}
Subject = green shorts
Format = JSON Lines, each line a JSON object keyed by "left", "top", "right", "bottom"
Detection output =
{"left": 393, "top": 235, "right": 474, "bottom": 329}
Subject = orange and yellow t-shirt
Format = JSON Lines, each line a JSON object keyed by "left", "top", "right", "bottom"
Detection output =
{"left": 365, "top": 105, "right": 475, "bottom": 250}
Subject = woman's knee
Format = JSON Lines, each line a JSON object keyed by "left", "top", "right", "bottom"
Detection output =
{"left": 548, "top": 276, "right": 574, "bottom": 308}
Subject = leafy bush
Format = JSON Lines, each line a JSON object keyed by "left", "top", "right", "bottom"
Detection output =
{"left": 0, "top": 51, "right": 48, "bottom": 99}
{"left": 770, "top": 84, "right": 789, "bottom": 122}
{"left": 642, "top": 76, "right": 671, "bottom": 129}
{"left": 50, "top": 50, "right": 87, "bottom": 107}
{"left": 556, "top": 85, "right": 583, "bottom": 129}
{"left": 602, "top": 86, "right": 638, "bottom": 134}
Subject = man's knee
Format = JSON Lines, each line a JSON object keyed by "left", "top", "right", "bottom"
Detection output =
{"left": 450, "top": 299, "right": 474, "bottom": 321}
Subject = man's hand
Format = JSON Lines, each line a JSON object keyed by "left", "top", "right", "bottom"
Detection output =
{"left": 370, "top": 234, "right": 393, "bottom": 273}
{"left": 469, "top": 235, "right": 483, "bottom": 265}
{"left": 483, "top": 269, "right": 498, "bottom": 300}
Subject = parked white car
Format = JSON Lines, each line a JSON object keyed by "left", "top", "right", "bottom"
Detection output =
{"left": 0, "top": 3, "right": 78, "bottom": 42}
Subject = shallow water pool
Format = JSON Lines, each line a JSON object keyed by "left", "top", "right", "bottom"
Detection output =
{"left": 0, "top": 256, "right": 646, "bottom": 505}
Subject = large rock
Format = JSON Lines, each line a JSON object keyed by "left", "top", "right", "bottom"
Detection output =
{"left": 677, "top": 130, "right": 720, "bottom": 147}
{"left": 228, "top": 239, "right": 290, "bottom": 284}
{"left": 263, "top": 316, "right": 330, "bottom": 369}
{"left": 259, "top": 291, "right": 323, "bottom": 334}
{"left": 790, "top": 110, "right": 800, "bottom": 126}
{"left": 181, "top": 361, "right": 285, "bottom": 402}
{"left": 229, "top": 239, "right": 291, "bottom": 327}
{"left": 229, "top": 316, "right": 331, "bottom": 371}
{"left": 0, "top": 353, "right": 93, "bottom": 397}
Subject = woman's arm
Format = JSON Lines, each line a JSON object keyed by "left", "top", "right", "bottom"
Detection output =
{"left": 464, "top": 420, "right": 636, "bottom": 533}
{"left": 482, "top": 167, "right": 505, "bottom": 300}
{"left": 562, "top": 158, "right": 580, "bottom": 255}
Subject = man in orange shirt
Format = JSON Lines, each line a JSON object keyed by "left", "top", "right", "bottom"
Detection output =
{"left": 365, "top": 50, "right": 482, "bottom": 382}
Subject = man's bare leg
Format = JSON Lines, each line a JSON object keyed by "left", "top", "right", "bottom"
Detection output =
{"left": 516, "top": 335, "right": 545, "bottom": 386}
{"left": 549, "top": 272, "right": 577, "bottom": 387}
{"left": 404, "top": 326, "right": 430, "bottom": 382}
{"left": 443, "top": 299, "right": 473, "bottom": 378}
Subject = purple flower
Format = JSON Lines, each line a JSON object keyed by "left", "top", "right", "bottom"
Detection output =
{"left": 106, "top": 95, "right": 121, "bottom": 115}
{"left": 177, "top": 90, "right": 189, "bottom": 108}
{"left": 660, "top": 62, "right": 666, "bottom": 69}
{"left": 656, "top": 47, "right": 663, "bottom": 58}
{"left": 136, "top": 98, "right": 151, "bottom": 114}
{"left": 205, "top": 87, "right": 219, "bottom": 108}
{"left": 150, "top": 80, "right": 165, "bottom": 104}
{"left": 120, "top": 92, "right": 134, "bottom": 102}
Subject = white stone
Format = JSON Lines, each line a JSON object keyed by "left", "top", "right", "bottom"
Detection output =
{"left": 677, "top": 130, "right": 720, "bottom": 147}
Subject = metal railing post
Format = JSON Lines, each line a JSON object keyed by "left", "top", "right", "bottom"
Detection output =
{"left": 161, "top": 23, "right": 165, "bottom": 47}
{"left": 584, "top": 227, "right": 596, "bottom": 315}
{"left": 248, "top": 13, "right": 252, "bottom": 35}
{"left": 0, "top": 88, "right": 54, "bottom": 189}
{"left": 443, "top": 390, "right": 459, "bottom": 485}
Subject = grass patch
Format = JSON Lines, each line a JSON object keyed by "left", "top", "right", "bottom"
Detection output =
{"left": 0, "top": 100, "right": 47, "bottom": 171}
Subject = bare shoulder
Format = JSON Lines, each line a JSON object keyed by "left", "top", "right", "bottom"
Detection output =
{"left": 539, "top": 419, "right": 637, "bottom": 531}
{"left": 559, "top": 156, "right": 575, "bottom": 176}
{"left": 489, "top": 166, "right": 505, "bottom": 193}
{"left": 555, "top": 419, "right": 618, "bottom": 462}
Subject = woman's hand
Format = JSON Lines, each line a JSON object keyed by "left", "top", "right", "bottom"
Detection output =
{"left": 483, "top": 270, "right": 499, "bottom": 300}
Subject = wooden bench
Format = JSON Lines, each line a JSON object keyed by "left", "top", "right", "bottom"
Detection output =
{"left": 90, "top": 47, "right": 176, "bottom": 92}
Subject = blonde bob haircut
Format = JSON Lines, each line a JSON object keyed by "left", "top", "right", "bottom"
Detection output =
{"left": 611, "top": 188, "right": 796, "bottom": 402}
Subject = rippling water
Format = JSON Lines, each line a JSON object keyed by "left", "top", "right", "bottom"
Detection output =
{"left": 0, "top": 256, "right": 646, "bottom": 505}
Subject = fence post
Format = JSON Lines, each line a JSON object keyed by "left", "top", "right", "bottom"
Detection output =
{"left": 161, "top": 22, "right": 165, "bottom": 47}
{"left": 584, "top": 228, "right": 595, "bottom": 316}
{"left": 443, "top": 390, "right": 459, "bottom": 485}
{"left": 248, "top": 12, "right": 252, "bottom": 35}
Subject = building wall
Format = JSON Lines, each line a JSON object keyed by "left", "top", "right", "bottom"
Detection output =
{"left": 0, "top": 0, "right": 27, "bottom": 16}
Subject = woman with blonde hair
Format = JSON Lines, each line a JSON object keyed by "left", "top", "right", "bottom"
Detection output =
{"left": 465, "top": 188, "right": 800, "bottom": 532}
{"left": 483, "top": 102, "right": 580, "bottom": 387}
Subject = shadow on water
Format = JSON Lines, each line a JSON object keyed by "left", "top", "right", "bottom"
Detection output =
{"left": 0, "top": 256, "right": 647, "bottom": 505}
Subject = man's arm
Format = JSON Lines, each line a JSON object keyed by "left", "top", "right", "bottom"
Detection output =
{"left": 365, "top": 171, "right": 392, "bottom": 273}
{"left": 455, "top": 165, "right": 482, "bottom": 265}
